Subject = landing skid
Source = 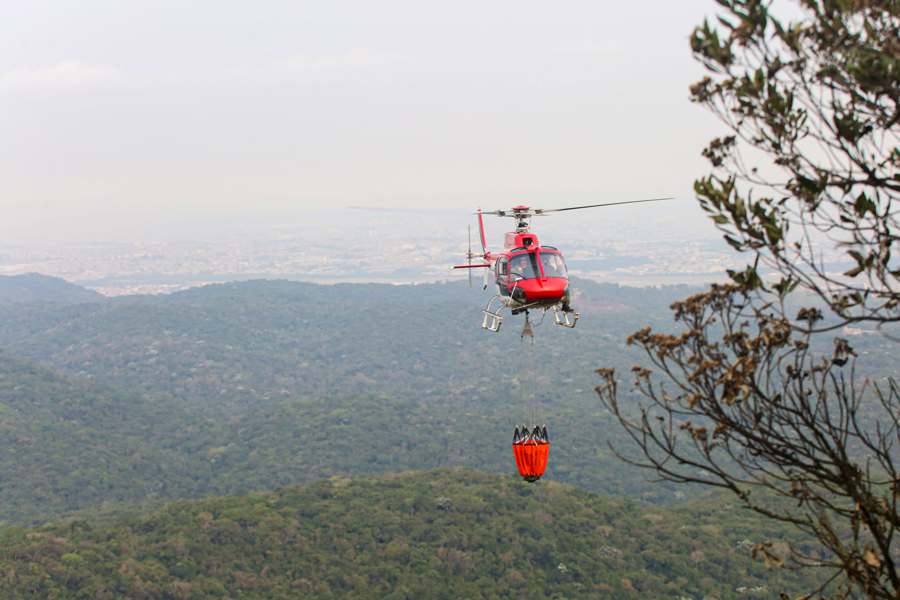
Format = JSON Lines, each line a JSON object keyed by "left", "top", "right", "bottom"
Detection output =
{"left": 482, "top": 295, "right": 506, "bottom": 332}
{"left": 553, "top": 305, "right": 579, "bottom": 328}
{"left": 481, "top": 298, "right": 580, "bottom": 333}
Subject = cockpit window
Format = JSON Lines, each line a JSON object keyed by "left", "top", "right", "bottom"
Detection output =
{"left": 539, "top": 251, "right": 567, "bottom": 278}
{"left": 509, "top": 253, "right": 540, "bottom": 280}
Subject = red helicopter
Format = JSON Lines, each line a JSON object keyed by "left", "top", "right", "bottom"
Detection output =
{"left": 453, "top": 197, "right": 670, "bottom": 483}
{"left": 453, "top": 198, "right": 671, "bottom": 334}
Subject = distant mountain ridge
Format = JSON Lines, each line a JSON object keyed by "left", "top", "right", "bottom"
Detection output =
{"left": 0, "top": 273, "right": 104, "bottom": 304}
{"left": 0, "top": 277, "right": 697, "bottom": 524}
{"left": 0, "top": 277, "right": 892, "bottom": 527}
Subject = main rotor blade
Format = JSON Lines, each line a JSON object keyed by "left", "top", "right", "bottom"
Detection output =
{"left": 534, "top": 197, "right": 674, "bottom": 214}
{"left": 348, "top": 205, "right": 440, "bottom": 213}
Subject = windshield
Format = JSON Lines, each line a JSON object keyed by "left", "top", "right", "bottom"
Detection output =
{"left": 540, "top": 251, "right": 567, "bottom": 278}
{"left": 509, "top": 253, "right": 540, "bottom": 280}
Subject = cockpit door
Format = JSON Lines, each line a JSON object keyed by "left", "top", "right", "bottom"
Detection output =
{"left": 496, "top": 257, "right": 509, "bottom": 295}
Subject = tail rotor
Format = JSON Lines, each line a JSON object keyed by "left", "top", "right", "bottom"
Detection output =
{"left": 451, "top": 212, "right": 491, "bottom": 286}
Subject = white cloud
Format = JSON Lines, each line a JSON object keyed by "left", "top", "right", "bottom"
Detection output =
{"left": 0, "top": 60, "right": 122, "bottom": 92}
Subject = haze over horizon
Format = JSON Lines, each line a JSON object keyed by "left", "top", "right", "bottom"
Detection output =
{"left": 2, "top": 1, "right": 724, "bottom": 246}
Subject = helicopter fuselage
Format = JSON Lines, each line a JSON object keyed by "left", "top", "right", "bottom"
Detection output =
{"left": 485, "top": 231, "right": 570, "bottom": 311}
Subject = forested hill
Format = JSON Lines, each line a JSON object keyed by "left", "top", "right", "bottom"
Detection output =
{"left": 0, "top": 352, "right": 202, "bottom": 520}
{"left": 0, "top": 469, "right": 815, "bottom": 600}
{"left": 0, "top": 278, "right": 699, "bottom": 524}
{"left": 0, "top": 273, "right": 104, "bottom": 304}
{"left": 0, "top": 277, "right": 894, "bottom": 525}
{"left": 0, "top": 277, "right": 691, "bottom": 416}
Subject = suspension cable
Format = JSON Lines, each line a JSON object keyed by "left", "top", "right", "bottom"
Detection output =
{"left": 521, "top": 311, "right": 537, "bottom": 428}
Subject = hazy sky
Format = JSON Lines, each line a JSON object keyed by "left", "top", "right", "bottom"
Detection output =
{"left": 1, "top": 1, "right": 727, "bottom": 241}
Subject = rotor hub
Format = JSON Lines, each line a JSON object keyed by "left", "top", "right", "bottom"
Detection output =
{"left": 511, "top": 205, "right": 534, "bottom": 232}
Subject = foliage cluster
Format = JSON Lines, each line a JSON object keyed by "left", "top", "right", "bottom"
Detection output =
{"left": 599, "top": 1, "right": 899, "bottom": 597}
{"left": 0, "top": 469, "right": 819, "bottom": 599}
